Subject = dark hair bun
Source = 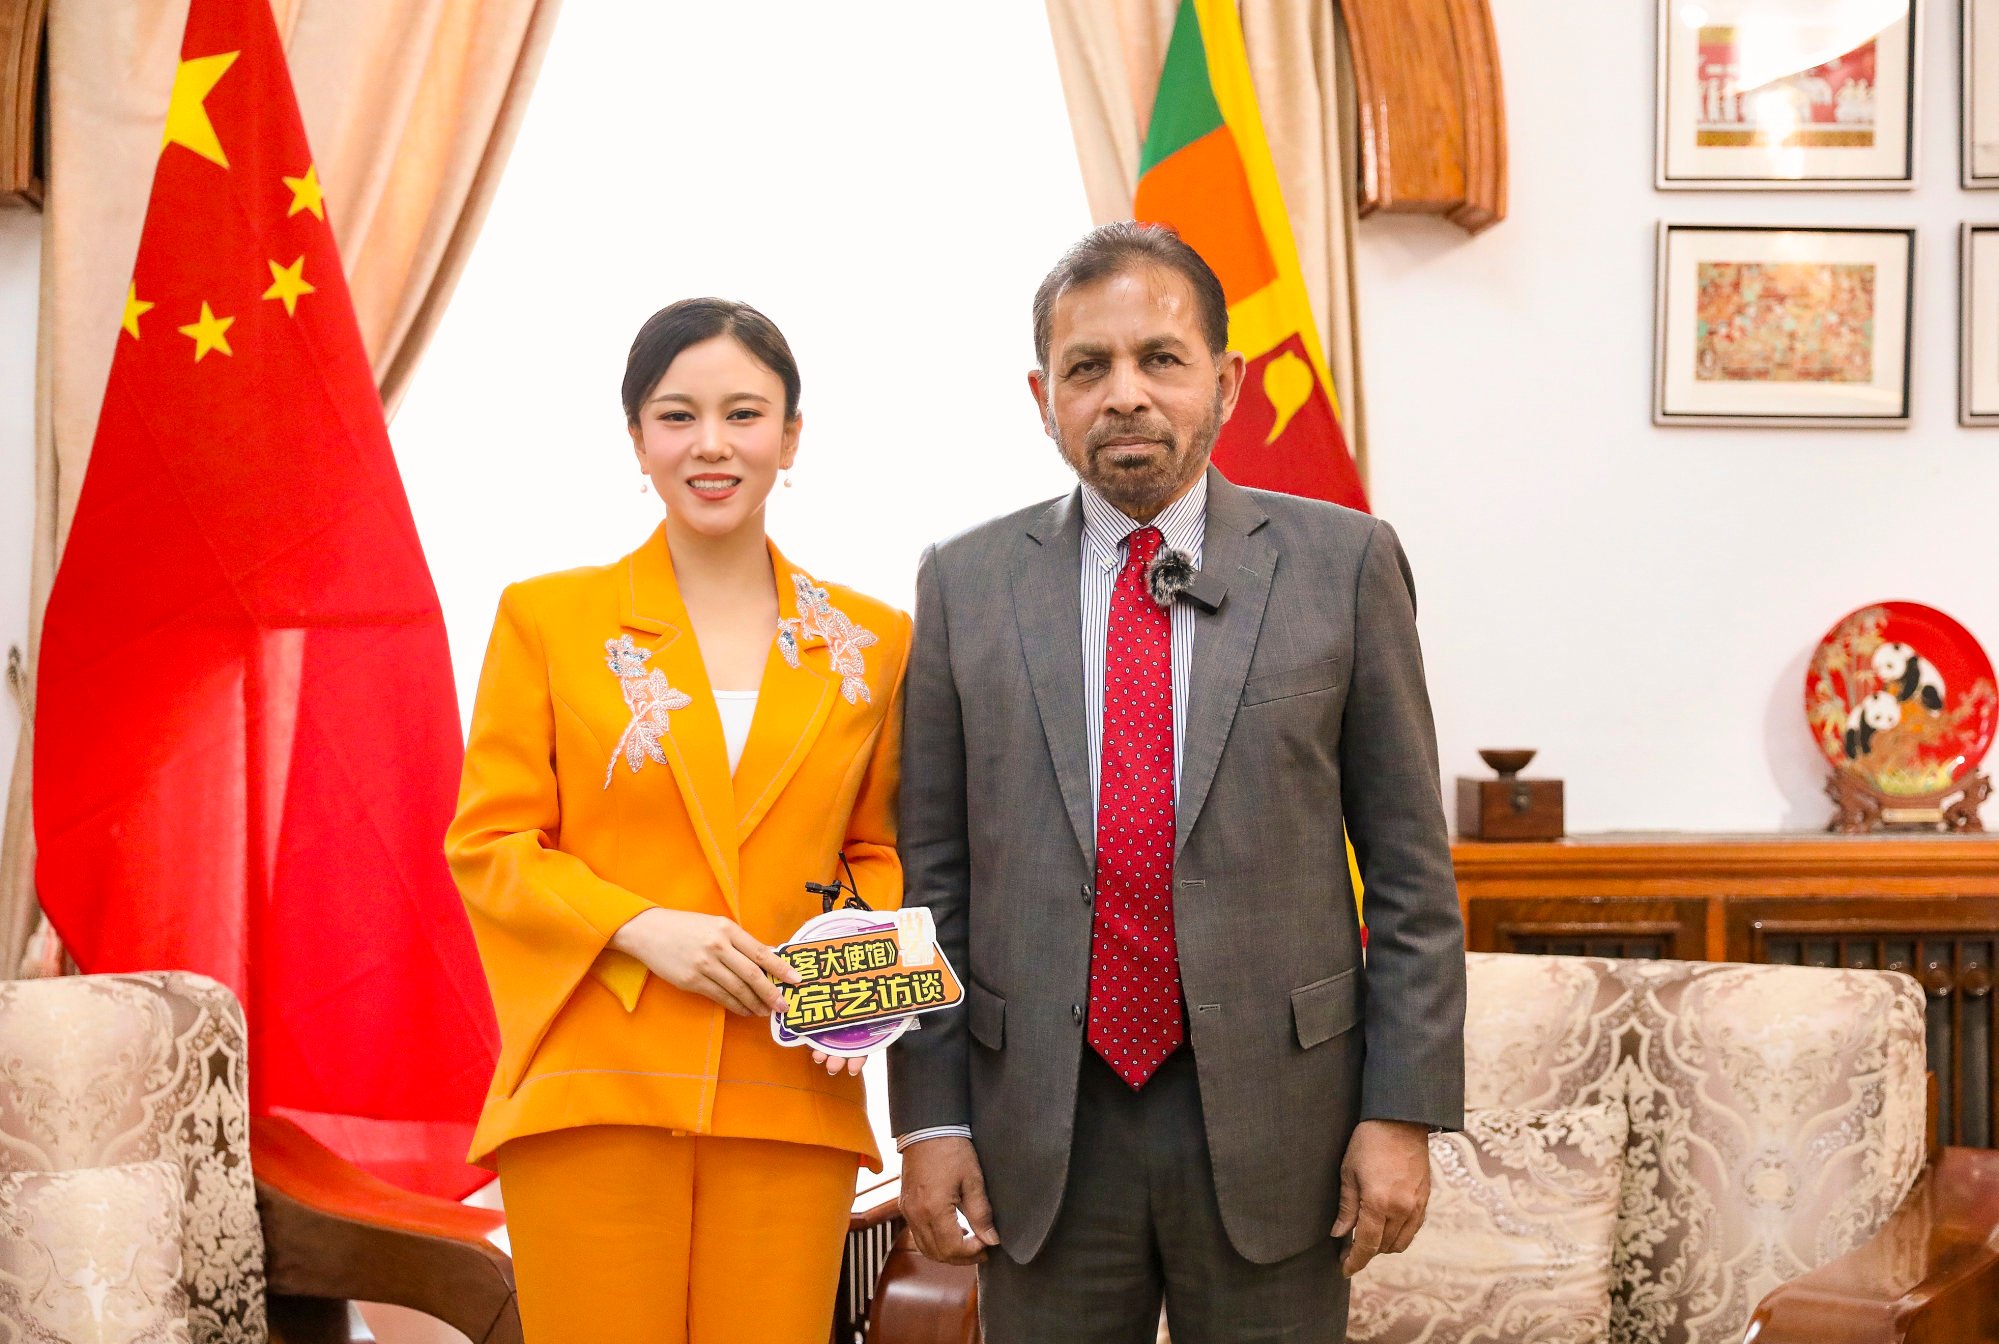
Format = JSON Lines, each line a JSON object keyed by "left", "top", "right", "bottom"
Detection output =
{"left": 622, "top": 298, "right": 802, "bottom": 425}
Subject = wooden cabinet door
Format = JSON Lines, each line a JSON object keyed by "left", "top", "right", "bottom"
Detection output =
{"left": 1465, "top": 897, "right": 1708, "bottom": 961}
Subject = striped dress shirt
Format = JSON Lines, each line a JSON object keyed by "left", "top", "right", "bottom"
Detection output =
{"left": 896, "top": 475, "right": 1207, "bottom": 1152}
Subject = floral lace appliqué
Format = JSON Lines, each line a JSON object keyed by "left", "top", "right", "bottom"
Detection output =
{"left": 603, "top": 634, "right": 692, "bottom": 787}
{"left": 776, "top": 574, "right": 878, "bottom": 706}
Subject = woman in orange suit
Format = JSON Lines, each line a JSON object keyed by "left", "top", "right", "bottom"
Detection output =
{"left": 446, "top": 298, "right": 909, "bottom": 1344}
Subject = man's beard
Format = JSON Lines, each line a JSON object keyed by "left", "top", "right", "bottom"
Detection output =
{"left": 1055, "top": 392, "right": 1225, "bottom": 518}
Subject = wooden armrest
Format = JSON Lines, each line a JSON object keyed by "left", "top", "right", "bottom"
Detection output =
{"left": 853, "top": 1172, "right": 902, "bottom": 1233}
{"left": 864, "top": 1227, "right": 978, "bottom": 1344}
{"left": 1747, "top": 1146, "right": 1999, "bottom": 1344}
{"left": 250, "top": 1116, "right": 521, "bottom": 1344}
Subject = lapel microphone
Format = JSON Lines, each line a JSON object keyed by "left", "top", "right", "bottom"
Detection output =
{"left": 1145, "top": 546, "right": 1228, "bottom": 614}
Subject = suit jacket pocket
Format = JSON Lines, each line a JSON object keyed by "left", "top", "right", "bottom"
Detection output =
{"left": 968, "top": 978, "right": 1005, "bottom": 1050}
{"left": 1242, "top": 658, "right": 1343, "bottom": 707}
{"left": 1292, "top": 968, "right": 1361, "bottom": 1049}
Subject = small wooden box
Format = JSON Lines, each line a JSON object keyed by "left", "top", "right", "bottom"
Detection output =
{"left": 1456, "top": 776, "right": 1565, "bottom": 841}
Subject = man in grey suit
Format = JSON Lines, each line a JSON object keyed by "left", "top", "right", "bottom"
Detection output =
{"left": 888, "top": 222, "right": 1466, "bottom": 1343}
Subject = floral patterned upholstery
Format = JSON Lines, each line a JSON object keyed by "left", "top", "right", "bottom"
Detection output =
{"left": 1350, "top": 1101, "right": 1628, "bottom": 1344}
{"left": 1462, "top": 953, "right": 1927, "bottom": 1344}
{"left": 0, "top": 973, "right": 268, "bottom": 1343}
{"left": 0, "top": 1160, "right": 192, "bottom": 1342}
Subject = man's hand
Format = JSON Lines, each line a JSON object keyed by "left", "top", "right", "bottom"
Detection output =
{"left": 900, "top": 1136, "right": 1001, "bottom": 1265}
{"left": 1331, "top": 1118, "right": 1432, "bottom": 1277}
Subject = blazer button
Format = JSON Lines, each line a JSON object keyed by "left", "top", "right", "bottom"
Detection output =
{"left": 1071, "top": 1004, "right": 1083, "bottom": 1025}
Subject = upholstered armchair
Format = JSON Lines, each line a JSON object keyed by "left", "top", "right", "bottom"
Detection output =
{"left": 863, "top": 953, "right": 1999, "bottom": 1344}
{"left": 0, "top": 971, "right": 518, "bottom": 1344}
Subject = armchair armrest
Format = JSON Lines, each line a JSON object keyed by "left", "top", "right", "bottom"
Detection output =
{"left": 251, "top": 1116, "right": 520, "bottom": 1344}
{"left": 864, "top": 1228, "right": 978, "bottom": 1344}
{"left": 1748, "top": 1146, "right": 1999, "bottom": 1344}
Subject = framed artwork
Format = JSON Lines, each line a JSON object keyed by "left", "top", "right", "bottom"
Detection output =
{"left": 1657, "top": 0, "right": 1920, "bottom": 189}
{"left": 1967, "top": 0, "right": 1999, "bottom": 185}
{"left": 1655, "top": 224, "right": 1915, "bottom": 427}
{"left": 1964, "top": 225, "right": 1999, "bottom": 423}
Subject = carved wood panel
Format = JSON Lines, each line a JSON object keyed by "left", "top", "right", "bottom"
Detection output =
{"left": 0, "top": 0, "right": 44, "bottom": 208}
{"left": 1466, "top": 896, "right": 1709, "bottom": 961}
{"left": 1337, "top": 0, "right": 1507, "bottom": 233}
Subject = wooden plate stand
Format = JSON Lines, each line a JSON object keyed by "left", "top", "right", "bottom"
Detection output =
{"left": 1826, "top": 769, "right": 1992, "bottom": 834}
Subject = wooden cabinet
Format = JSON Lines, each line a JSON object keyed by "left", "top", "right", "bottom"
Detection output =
{"left": 1455, "top": 833, "right": 1999, "bottom": 1148}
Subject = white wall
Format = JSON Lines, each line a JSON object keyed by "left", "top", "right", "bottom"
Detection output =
{"left": 1357, "top": 0, "right": 1997, "bottom": 833}
{"left": 0, "top": 211, "right": 37, "bottom": 786}
{"left": 391, "top": 1, "right": 1091, "bottom": 699}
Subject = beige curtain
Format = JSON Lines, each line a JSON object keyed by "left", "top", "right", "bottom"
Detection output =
{"left": 1042, "top": 0, "right": 1367, "bottom": 473}
{"left": 0, "top": 0, "right": 560, "bottom": 976}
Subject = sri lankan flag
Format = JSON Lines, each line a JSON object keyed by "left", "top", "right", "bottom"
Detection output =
{"left": 1135, "top": 0, "right": 1367, "bottom": 512}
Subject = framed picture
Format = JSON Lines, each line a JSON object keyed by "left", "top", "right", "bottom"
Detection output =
{"left": 1655, "top": 224, "right": 1915, "bottom": 427}
{"left": 1964, "top": 225, "right": 1999, "bottom": 423}
{"left": 1967, "top": 0, "right": 1999, "bottom": 185}
{"left": 1657, "top": 0, "right": 1919, "bottom": 189}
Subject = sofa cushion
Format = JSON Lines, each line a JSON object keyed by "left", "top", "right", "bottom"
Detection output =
{"left": 1348, "top": 1101, "right": 1627, "bottom": 1344}
{"left": 0, "top": 1160, "right": 192, "bottom": 1343}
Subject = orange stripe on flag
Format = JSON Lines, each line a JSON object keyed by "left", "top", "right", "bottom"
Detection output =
{"left": 1133, "top": 126, "right": 1278, "bottom": 305}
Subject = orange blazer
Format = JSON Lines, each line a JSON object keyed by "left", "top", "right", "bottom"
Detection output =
{"left": 446, "top": 525, "right": 910, "bottom": 1168}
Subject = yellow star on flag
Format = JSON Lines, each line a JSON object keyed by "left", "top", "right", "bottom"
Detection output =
{"left": 122, "top": 284, "right": 155, "bottom": 340}
{"left": 162, "top": 51, "right": 240, "bottom": 168}
{"left": 262, "top": 256, "right": 316, "bottom": 316}
{"left": 282, "top": 164, "right": 325, "bottom": 220}
{"left": 178, "top": 303, "right": 235, "bottom": 361}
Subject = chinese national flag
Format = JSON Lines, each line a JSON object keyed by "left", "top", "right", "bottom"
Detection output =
{"left": 33, "top": 0, "right": 496, "bottom": 1196}
{"left": 1134, "top": 0, "right": 1367, "bottom": 512}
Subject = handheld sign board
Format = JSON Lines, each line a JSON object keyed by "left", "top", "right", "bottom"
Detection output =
{"left": 770, "top": 907, "right": 964, "bottom": 1058}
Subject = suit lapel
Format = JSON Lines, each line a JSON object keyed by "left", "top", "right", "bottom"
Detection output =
{"left": 1177, "top": 471, "right": 1275, "bottom": 855}
{"left": 619, "top": 526, "right": 742, "bottom": 914}
{"left": 732, "top": 542, "right": 838, "bottom": 844}
{"left": 1015, "top": 493, "right": 1096, "bottom": 870}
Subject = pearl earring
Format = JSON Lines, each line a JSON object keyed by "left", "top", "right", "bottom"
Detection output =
{"left": 783, "top": 471, "right": 794, "bottom": 490}
{"left": 639, "top": 475, "right": 650, "bottom": 495}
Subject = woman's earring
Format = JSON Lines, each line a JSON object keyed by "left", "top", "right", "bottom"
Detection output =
{"left": 639, "top": 474, "right": 650, "bottom": 495}
{"left": 783, "top": 471, "right": 794, "bottom": 490}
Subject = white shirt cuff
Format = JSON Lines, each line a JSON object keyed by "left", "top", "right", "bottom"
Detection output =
{"left": 894, "top": 1125, "right": 972, "bottom": 1151}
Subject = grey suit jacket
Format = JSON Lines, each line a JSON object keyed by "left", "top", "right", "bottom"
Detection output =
{"left": 887, "top": 468, "right": 1466, "bottom": 1266}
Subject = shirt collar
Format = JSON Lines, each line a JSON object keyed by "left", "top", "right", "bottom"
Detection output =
{"left": 1079, "top": 473, "right": 1208, "bottom": 571}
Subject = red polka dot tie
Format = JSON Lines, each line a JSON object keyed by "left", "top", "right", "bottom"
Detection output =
{"left": 1087, "top": 525, "right": 1183, "bottom": 1088}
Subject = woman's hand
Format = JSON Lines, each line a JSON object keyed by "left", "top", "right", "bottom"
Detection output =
{"left": 610, "top": 908, "right": 799, "bottom": 1016}
{"left": 811, "top": 1049, "right": 865, "bottom": 1076}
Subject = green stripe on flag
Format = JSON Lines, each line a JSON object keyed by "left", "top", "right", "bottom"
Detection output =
{"left": 1138, "top": 0, "right": 1224, "bottom": 177}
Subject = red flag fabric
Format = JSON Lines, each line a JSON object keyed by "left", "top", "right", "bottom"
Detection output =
{"left": 33, "top": 0, "right": 496, "bottom": 1197}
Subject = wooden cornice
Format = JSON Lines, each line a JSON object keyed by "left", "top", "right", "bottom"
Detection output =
{"left": 0, "top": 0, "right": 45, "bottom": 208}
{"left": 1338, "top": 0, "right": 1507, "bottom": 234}
{"left": 1455, "top": 833, "right": 1999, "bottom": 887}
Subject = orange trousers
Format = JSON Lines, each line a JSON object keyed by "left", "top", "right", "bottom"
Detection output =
{"left": 496, "top": 1125, "right": 858, "bottom": 1344}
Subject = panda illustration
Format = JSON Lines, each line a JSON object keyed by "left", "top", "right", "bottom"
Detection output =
{"left": 1871, "top": 641, "right": 1946, "bottom": 712}
{"left": 1844, "top": 691, "right": 1902, "bottom": 759}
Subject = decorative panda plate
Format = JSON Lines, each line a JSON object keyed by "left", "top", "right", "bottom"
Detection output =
{"left": 1806, "top": 602, "right": 1998, "bottom": 798}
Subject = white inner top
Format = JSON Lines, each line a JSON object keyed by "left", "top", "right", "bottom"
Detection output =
{"left": 712, "top": 690, "right": 759, "bottom": 774}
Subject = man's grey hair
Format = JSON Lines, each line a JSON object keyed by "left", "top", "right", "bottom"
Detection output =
{"left": 1031, "top": 222, "right": 1230, "bottom": 370}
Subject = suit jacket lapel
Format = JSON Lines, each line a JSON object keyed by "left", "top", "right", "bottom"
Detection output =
{"left": 1015, "top": 492, "right": 1096, "bottom": 870}
{"left": 732, "top": 542, "right": 838, "bottom": 844}
{"left": 1177, "top": 470, "right": 1275, "bottom": 855}
{"left": 619, "top": 525, "right": 743, "bottom": 914}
